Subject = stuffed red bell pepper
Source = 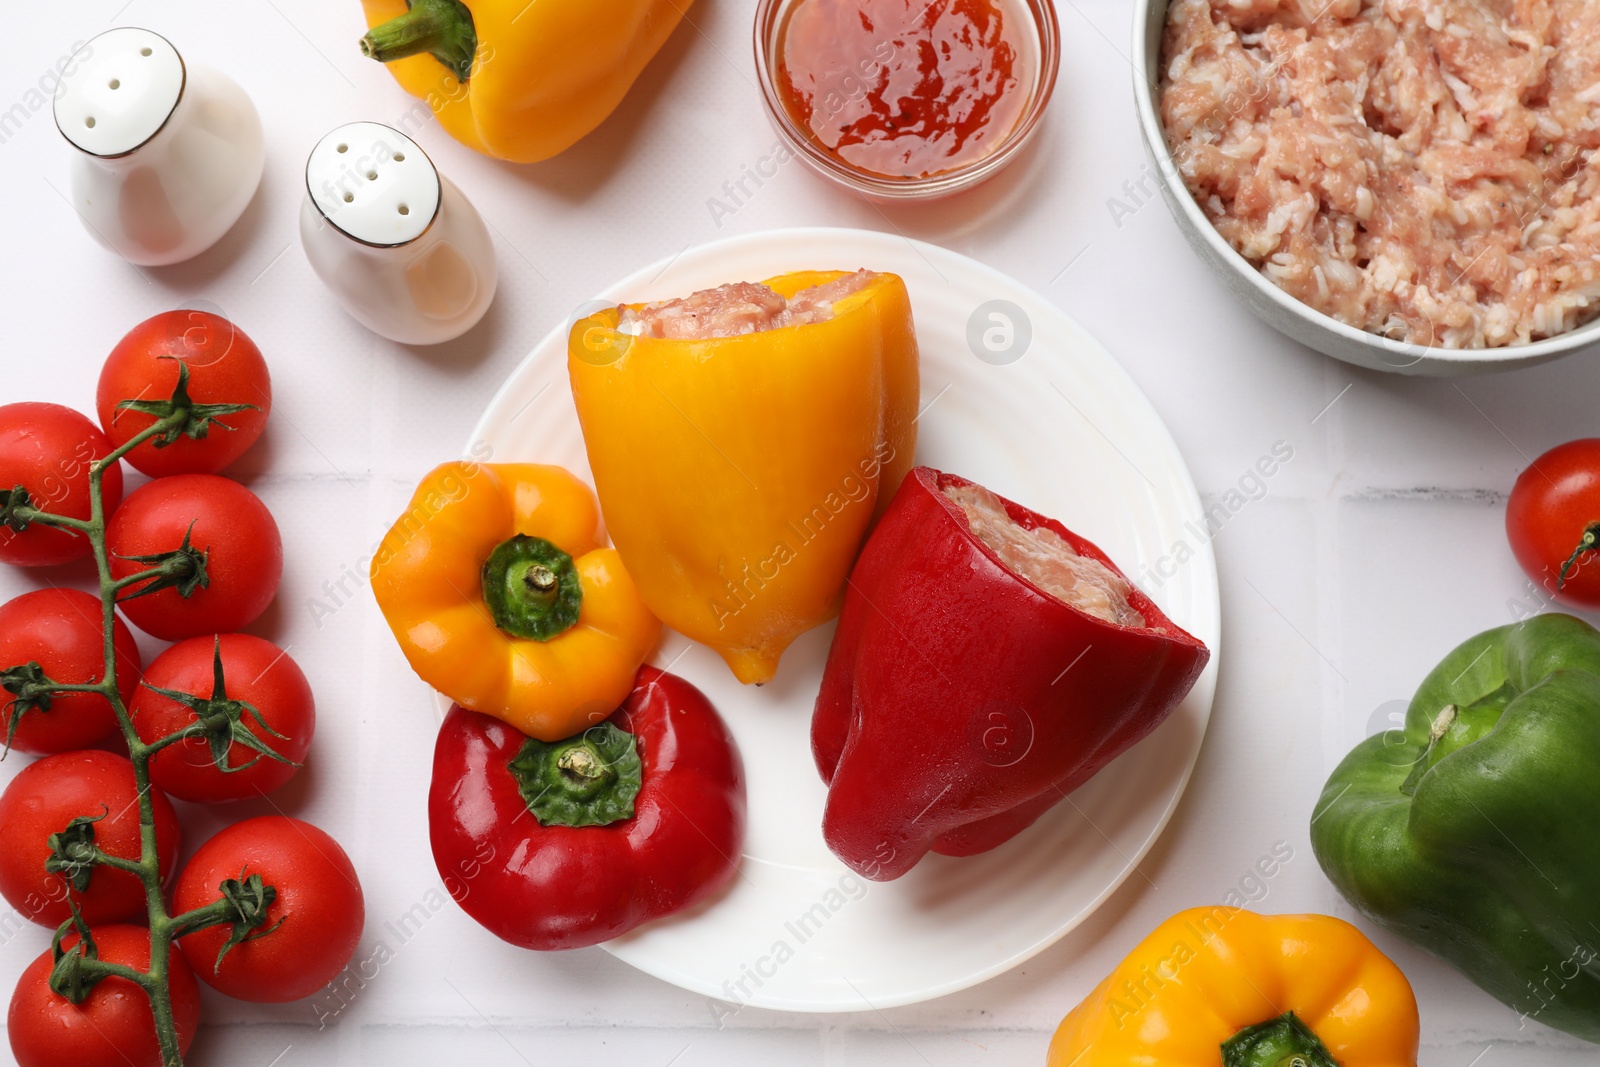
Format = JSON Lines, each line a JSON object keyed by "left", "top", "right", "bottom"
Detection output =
{"left": 431, "top": 667, "right": 745, "bottom": 949}
{"left": 813, "top": 467, "right": 1210, "bottom": 881}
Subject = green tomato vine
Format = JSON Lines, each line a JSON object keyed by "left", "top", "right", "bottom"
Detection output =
{"left": 0, "top": 383, "right": 289, "bottom": 1067}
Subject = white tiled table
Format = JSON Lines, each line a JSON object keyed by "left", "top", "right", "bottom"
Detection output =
{"left": 3, "top": 2, "right": 1597, "bottom": 1064}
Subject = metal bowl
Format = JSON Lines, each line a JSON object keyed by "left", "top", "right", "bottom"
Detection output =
{"left": 1131, "top": 0, "right": 1600, "bottom": 376}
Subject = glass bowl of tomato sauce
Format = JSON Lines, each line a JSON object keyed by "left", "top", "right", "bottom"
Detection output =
{"left": 755, "top": 0, "right": 1059, "bottom": 200}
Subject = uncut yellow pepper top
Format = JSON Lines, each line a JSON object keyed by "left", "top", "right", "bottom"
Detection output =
{"left": 371, "top": 461, "right": 660, "bottom": 741}
{"left": 568, "top": 270, "right": 919, "bottom": 685}
{"left": 1048, "top": 908, "right": 1419, "bottom": 1067}
{"left": 360, "top": 0, "right": 691, "bottom": 163}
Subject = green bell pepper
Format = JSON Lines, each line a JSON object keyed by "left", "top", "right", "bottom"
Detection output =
{"left": 1311, "top": 613, "right": 1600, "bottom": 1042}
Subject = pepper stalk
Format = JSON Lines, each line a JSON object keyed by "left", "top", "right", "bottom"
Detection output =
{"left": 358, "top": 0, "right": 478, "bottom": 81}
{"left": 1221, "top": 1012, "right": 1339, "bottom": 1067}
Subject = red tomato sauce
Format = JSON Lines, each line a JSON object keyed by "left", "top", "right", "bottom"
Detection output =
{"left": 776, "top": 0, "right": 1030, "bottom": 181}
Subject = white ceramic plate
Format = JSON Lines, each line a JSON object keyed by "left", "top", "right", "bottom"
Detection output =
{"left": 462, "top": 227, "right": 1220, "bottom": 1012}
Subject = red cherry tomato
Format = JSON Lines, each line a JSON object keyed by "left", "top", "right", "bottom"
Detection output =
{"left": 0, "top": 589, "right": 142, "bottom": 755}
{"left": 0, "top": 751, "right": 182, "bottom": 927}
{"left": 1508, "top": 438, "right": 1600, "bottom": 609}
{"left": 132, "top": 634, "right": 314, "bottom": 802}
{"left": 0, "top": 403, "right": 123, "bottom": 567}
{"left": 173, "top": 816, "right": 364, "bottom": 1003}
{"left": 97, "top": 310, "right": 271, "bottom": 477}
{"left": 8, "top": 924, "right": 201, "bottom": 1067}
{"left": 106, "top": 475, "right": 282, "bottom": 641}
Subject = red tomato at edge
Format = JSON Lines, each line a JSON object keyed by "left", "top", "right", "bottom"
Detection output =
{"left": 0, "top": 403, "right": 123, "bottom": 567}
{"left": 106, "top": 475, "right": 282, "bottom": 641}
{"left": 97, "top": 310, "right": 271, "bottom": 477}
{"left": 1508, "top": 438, "right": 1600, "bottom": 609}
{"left": 132, "top": 634, "right": 315, "bottom": 802}
{"left": 174, "top": 816, "right": 364, "bottom": 1003}
{"left": 0, "top": 589, "right": 142, "bottom": 754}
{"left": 0, "top": 751, "right": 182, "bottom": 927}
{"left": 9, "top": 925, "right": 201, "bottom": 1067}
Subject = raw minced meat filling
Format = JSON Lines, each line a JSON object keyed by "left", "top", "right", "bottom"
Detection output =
{"left": 618, "top": 271, "right": 877, "bottom": 340}
{"left": 1161, "top": 0, "right": 1600, "bottom": 349}
{"left": 944, "top": 484, "right": 1146, "bottom": 627}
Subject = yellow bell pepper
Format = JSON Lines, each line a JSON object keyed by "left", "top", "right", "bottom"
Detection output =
{"left": 358, "top": 0, "right": 690, "bottom": 163}
{"left": 1048, "top": 908, "right": 1419, "bottom": 1067}
{"left": 568, "top": 271, "right": 919, "bottom": 685}
{"left": 370, "top": 461, "right": 660, "bottom": 740}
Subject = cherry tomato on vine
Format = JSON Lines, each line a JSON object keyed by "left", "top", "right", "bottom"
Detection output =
{"left": 107, "top": 474, "right": 282, "bottom": 641}
{"left": 8, "top": 924, "right": 201, "bottom": 1067}
{"left": 0, "top": 589, "right": 142, "bottom": 754}
{"left": 0, "top": 751, "right": 182, "bottom": 927}
{"left": 173, "top": 816, "right": 364, "bottom": 1002}
{"left": 132, "top": 634, "right": 315, "bottom": 802}
{"left": 97, "top": 310, "right": 271, "bottom": 477}
{"left": 0, "top": 403, "right": 124, "bottom": 567}
{"left": 1508, "top": 438, "right": 1600, "bottom": 609}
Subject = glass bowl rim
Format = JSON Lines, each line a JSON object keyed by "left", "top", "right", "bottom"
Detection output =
{"left": 752, "top": 0, "right": 1062, "bottom": 201}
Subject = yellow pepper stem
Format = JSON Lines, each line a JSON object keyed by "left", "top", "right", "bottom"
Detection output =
{"left": 481, "top": 535, "right": 582, "bottom": 642}
{"left": 359, "top": 0, "right": 478, "bottom": 81}
{"left": 1221, "top": 1012, "right": 1340, "bottom": 1067}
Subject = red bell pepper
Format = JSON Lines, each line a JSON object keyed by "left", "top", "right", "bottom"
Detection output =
{"left": 813, "top": 467, "right": 1210, "bottom": 881}
{"left": 430, "top": 667, "right": 746, "bottom": 950}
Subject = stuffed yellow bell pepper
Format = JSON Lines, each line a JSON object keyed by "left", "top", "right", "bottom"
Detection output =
{"left": 568, "top": 270, "right": 919, "bottom": 685}
{"left": 1049, "top": 908, "right": 1419, "bottom": 1067}
{"left": 358, "top": 0, "right": 690, "bottom": 163}
{"left": 371, "top": 461, "right": 660, "bottom": 740}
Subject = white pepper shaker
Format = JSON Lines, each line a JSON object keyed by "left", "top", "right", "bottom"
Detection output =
{"left": 53, "top": 27, "right": 264, "bottom": 267}
{"left": 300, "top": 122, "right": 497, "bottom": 346}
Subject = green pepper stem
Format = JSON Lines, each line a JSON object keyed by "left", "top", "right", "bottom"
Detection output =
{"left": 481, "top": 535, "right": 583, "bottom": 642}
{"left": 1221, "top": 1012, "right": 1339, "bottom": 1067}
{"left": 527, "top": 565, "right": 558, "bottom": 595}
{"left": 1428, "top": 704, "right": 1458, "bottom": 741}
{"left": 508, "top": 722, "right": 644, "bottom": 827}
{"left": 558, "top": 745, "right": 604, "bottom": 784}
{"left": 358, "top": 0, "right": 478, "bottom": 82}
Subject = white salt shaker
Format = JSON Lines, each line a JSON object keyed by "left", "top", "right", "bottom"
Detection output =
{"left": 299, "top": 122, "right": 497, "bottom": 346}
{"left": 53, "top": 27, "right": 264, "bottom": 267}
